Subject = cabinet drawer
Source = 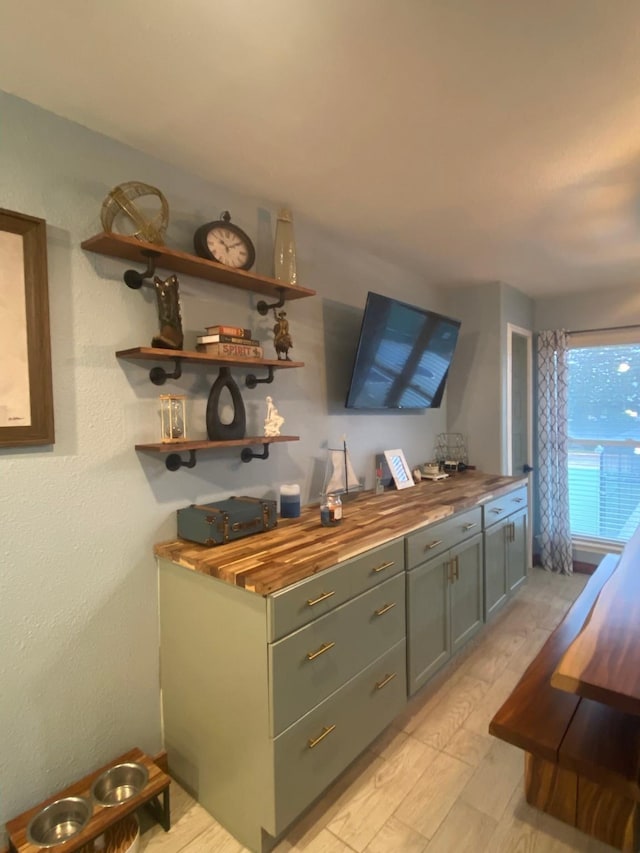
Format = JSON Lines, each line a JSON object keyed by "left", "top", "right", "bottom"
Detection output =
{"left": 405, "top": 507, "right": 482, "bottom": 569}
{"left": 269, "top": 572, "right": 405, "bottom": 736}
{"left": 266, "top": 538, "right": 404, "bottom": 641}
{"left": 272, "top": 640, "right": 406, "bottom": 834}
{"left": 483, "top": 485, "right": 528, "bottom": 528}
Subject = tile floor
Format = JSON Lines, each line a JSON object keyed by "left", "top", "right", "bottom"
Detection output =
{"left": 139, "top": 568, "right": 617, "bottom": 852}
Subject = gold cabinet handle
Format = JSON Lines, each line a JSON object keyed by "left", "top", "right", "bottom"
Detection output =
{"left": 373, "top": 560, "right": 395, "bottom": 574}
{"left": 308, "top": 724, "right": 336, "bottom": 749}
{"left": 454, "top": 555, "right": 460, "bottom": 580}
{"left": 306, "top": 641, "right": 335, "bottom": 661}
{"left": 306, "top": 590, "right": 336, "bottom": 607}
{"left": 375, "top": 672, "right": 397, "bottom": 690}
{"left": 490, "top": 507, "right": 504, "bottom": 514}
{"left": 511, "top": 521, "right": 516, "bottom": 542}
{"left": 513, "top": 497, "right": 524, "bottom": 503}
{"left": 463, "top": 522, "right": 478, "bottom": 531}
{"left": 374, "top": 602, "right": 397, "bottom": 617}
{"left": 425, "top": 539, "right": 443, "bottom": 551}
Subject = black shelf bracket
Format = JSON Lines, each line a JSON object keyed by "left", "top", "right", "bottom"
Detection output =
{"left": 256, "top": 288, "right": 286, "bottom": 315}
{"left": 241, "top": 444, "right": 271, "bottom": 463}
{"left": 245, "top": 365, "right": 274, "bottom": 389}
{"left": 149, "top": 360, "right": 183, "bottom": 386}
{"left": 123, "top": 249, "right": 161, "bottom": 289}
{"left": 165, "top": 450, "right": 197, "bottom": 471}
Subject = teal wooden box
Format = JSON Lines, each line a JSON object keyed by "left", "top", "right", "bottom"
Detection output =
{"left": 177, "top": 496, "right": 278, "bottom": 546}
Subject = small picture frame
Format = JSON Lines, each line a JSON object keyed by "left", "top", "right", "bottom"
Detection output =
{"left": 383, "top": 448, "right": 415, "bottom": 490}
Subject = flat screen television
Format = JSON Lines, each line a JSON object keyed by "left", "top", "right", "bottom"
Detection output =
{"left": 345, "top": 292, "right": 461, "bottom": 410}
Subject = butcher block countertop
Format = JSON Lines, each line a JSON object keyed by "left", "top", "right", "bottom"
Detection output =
{"left": 154, "top": 471, "right": 526, "bottom": 595}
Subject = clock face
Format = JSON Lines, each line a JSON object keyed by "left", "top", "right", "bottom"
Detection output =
{"left": 206, "top": 226, "right": 251, "bottom": 269}
{"left": 193, "top": 213, "right": 256, "bottom": 270}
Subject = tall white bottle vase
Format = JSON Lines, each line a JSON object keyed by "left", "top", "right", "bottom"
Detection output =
{"left": 273, "top": 208, "right": 297, "bottom": 286}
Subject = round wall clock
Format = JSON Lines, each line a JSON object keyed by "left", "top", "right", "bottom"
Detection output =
{"left": 193, "top": 211, "right": 255, "bottom": 270}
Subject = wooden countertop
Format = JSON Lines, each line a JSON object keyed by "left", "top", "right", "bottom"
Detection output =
{"left": 154, "top": 471, "right": 526, "bottom": 595}
{"left": 552, "top": 526, "right": 640, "bottom": 716}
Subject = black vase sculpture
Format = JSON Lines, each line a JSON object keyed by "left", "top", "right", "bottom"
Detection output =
{"left": 206, "top": 367, "right": 246, "bottom": 441}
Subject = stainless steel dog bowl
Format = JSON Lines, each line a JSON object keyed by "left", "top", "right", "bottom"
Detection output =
{"left": 91, "top": 762, "right": 148, "bottom": 807}
{"left": 26, "top": 796, "right": 91, "bottom": 847}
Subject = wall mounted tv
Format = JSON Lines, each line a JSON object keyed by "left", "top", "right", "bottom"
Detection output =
{"left": 345, "top": 292, "right": 461, "bottom": 410}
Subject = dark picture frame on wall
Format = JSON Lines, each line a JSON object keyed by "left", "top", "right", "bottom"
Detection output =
{"left": 0, "top": 208, "right": 54, "bottom": 447}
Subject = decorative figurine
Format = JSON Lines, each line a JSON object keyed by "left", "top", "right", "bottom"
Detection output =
{"left": 100, "top": 181, "right": 169, "bottom": 244}
{"left": 152, "top": 274, "right": 184, "bottom": 350}
{"left": 273, "top": 309, "right": 293, "bottom": 361}
{"left": 264, "top": 396, "right": 285, "bottom": 437}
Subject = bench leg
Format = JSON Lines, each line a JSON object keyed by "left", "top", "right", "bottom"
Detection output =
{"left": 576, "top": 776, "right": 638, "bottom": 853}
{"left": 524, "top": 753, "right": 577, "bottom": 825}
{"left": 524, "top": 754, "right": 639, "bottom": 852}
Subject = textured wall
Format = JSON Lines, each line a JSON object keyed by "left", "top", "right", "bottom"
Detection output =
{"left": 0, "top": 91, "right": 450, "bottom": 837}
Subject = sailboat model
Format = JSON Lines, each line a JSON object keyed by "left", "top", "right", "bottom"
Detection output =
{"left": 323, "top": 436, "right": 362, "bottom": 496}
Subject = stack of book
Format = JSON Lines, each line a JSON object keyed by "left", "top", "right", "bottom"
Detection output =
{"left": 196, "top": 325, "right": 263, "bottom": 359}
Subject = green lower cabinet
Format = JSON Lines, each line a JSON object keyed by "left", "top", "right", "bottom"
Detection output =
{"left": 507, "top": 508, "right": 528, "bottom": 593}
{"left": 406, "top": 532, "right": 483, "bottom": 696}
{"left": 450, "top": 534, "right": 483, "bottom": 654}
{"left": 484, "top": 523, "right": 509, "bottom": 619}
{"left": 484, "top": 507, "right": 529, "bottom": 620}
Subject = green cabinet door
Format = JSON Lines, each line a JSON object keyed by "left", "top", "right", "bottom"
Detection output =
{"left": 507, "top": 508, "right": 528, "bottom": 593}
{"left": 450, "top": 533, "right": 483, "bottom": 654}
{"left": 406, "top": 554, "right": 450, "bottom": 695}
{"left": 484, "top": 522, "right": 508, "bottom": 620}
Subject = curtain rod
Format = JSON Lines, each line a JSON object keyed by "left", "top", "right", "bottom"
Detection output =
{"left": 567, "top": 323, "right": 640, "bottom": 335}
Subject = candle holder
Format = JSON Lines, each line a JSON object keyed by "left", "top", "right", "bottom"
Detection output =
{"left": 160, "top": 394, "right": 187, "bottom": 443}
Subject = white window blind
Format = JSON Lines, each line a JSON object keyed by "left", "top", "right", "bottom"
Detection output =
{"left": 567, "top": 328, "right": 640, "bottom": 544}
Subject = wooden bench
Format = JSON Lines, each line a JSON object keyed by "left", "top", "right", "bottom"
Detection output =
{"left": 489, "top": 554, "right": 640, "bottom": 852}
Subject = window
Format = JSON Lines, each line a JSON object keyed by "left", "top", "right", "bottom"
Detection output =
{"left": 567, "top": 328, "right": 640, "bottom": 544}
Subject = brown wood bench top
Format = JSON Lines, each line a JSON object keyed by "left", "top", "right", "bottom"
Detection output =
{"left": 489, "top": 555, "right": 620, "bottom": 764}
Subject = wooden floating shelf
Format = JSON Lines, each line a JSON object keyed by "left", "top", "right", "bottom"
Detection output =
{"left": 6, "top": 747, "right": 170, "bottom": 853}
{"left": 136, "top": 436, "right": 299, "bottom": 453}
{"left": 82, "top": 232, "right": 316, "bottom": 301}
{"left": 116, "top": 346, "right": 304, "bottom": 369}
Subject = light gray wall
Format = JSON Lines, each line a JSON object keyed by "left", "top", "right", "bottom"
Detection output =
{"left": 535, "top": 283, "right": 640, "bottom": 331}
{"left": 0, "top": 92, "right": 450, "bottom": 837}
{"left": 446, "top": 282, "right": 503, "bottom": 473}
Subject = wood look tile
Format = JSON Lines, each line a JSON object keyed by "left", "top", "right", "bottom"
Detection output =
{"left": 443, "top": 727, "right": 492, "bottom": 768}
{"left": 393, "top": 751, "right": 474, "bottom": 839}
{"left": 423, "top": 801, "right": 497, "bottom": 853}
{"left": 365, "top": 817, "right": 428, "bottom": 853}
{"left": 411, "top": 675, "right": 488, "bottom": 749}
{"left": 461, "top": 667, "right": 522, "bottom": 737}
{"left": 326, "top": 737, "right": 438, "bottom": 851}
{"left": 458, "top": 738, "right": 525, "bottom": 820}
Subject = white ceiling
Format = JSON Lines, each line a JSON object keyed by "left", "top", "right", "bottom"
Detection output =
{"left": 2, "top": 0, "right": 640, "bottom": 297}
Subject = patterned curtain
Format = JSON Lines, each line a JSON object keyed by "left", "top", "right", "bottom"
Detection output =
{"left": 537, "top": 330, "right": 573, "bottom": 574}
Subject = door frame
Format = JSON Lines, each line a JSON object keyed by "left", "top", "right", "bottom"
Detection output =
{"left": 506, "top": 323, "right": 533, "bottom": 566}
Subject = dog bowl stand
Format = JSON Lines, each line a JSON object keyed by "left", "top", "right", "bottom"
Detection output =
{"left": 6, "top": 748, "right": 170, "bottom": 853}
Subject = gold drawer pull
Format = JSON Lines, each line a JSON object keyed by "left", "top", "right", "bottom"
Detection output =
{"left": 462, "top": 522, "right": 478, "bottom": 531}
{"left": 373, "top": 560, "right": 395, "bottom": 573}
{"left": 308, "top": 724, "right": 336, "bottom": 749}
{"left": 425, "top": 539, "right": 443, "bottom": 551}
{"left": 375, "top": 672, "right": 397, "bottom": 690}
{"left": 513, "top": 497, "right": 524, "bottom": 503}
{"left": 490, "top": 507, "right": 504, "bottom": 514}
{"left": 306, "top": 590, "right": 336, "bottom": 607}
{"left": 306, "top": 641, "right": 335, "bottom": 661}
{"left": 374, "top": 602, "right": 397, "bottom": 617}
